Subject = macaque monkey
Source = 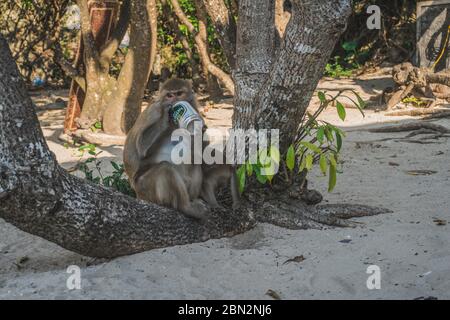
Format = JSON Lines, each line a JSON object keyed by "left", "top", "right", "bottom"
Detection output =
{"left": 124, "top": 78, "right": 239, "bottom": 220}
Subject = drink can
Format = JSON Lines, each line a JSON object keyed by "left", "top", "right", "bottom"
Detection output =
{"left": 170, "top": 101, "right": 204, "bottom": 130}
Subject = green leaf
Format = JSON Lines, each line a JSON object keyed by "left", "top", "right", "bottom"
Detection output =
{"left": 237, "top": 166, "right": 246, "bottom": 194}
{"left": 335, "top": 131, "right": 343, "bottom": 152}
{"left": 258, "top": 148, "right": 270, "bottom": 167}
{"left": 95, "top": 122, "right": 102, "bottom": 129}
{"left": 299, "top": 141, "right": 322, "bottom": 154}
{"left": 318, "top": 91, "right": 326, "bottom": 103}
{"left": 324, "top": 127, "right": 334, "bottom": 142}
{"left": 356, "top": 93, "right": 366, "bottom": 109}
{"left": 269, "top": 145, "right": 280, "bottom": 164}
{"left": 305, "top": 154, "right": 313, "bottom": 171}
{"left": 317, "top": 127, "right": 325, "bottom": 143}
{"left": 299, "top": 156, "right": 306, "bottom": 173}
{"left": 246, "top": 162, "right": 253, "bottom": 176}
{"left": 328, "top": 161, "right": 337, "bottom": 192}
{"left": 349, "top": 90, "right": 366, "bottom": 117}
{"left": 286, "top": 145, "right": 295, "bottom": 171}
{"left": 255, "top": 167, "right": 268, "bottom": 184}
{"left": 111, "top": 161, "right": 121, "bottom": 171}
{"left": 329, "top": 153, "right": 337, "bottom": 168}
{"left": 319, "top": 155, "right": 327, "bottom": 175}
{"left": 342, "top": 41, "right": 357, "bottom": 52}
{"left": 336, "top": 101, "right": 346, "bottom": 121}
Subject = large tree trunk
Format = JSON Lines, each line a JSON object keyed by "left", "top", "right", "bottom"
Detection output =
{"left": 233, "top": 0, "right": 352, "bottom": 151}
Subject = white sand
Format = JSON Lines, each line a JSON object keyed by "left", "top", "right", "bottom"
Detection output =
{"left": 1, "top": 76, "right": 449, "bottom": 299}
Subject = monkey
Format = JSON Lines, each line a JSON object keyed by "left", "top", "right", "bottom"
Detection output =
{"left": 201, "top": 160, "right": 240, "bottom": 210}
{"left": 200, "top": 135, "right": 240, "bottom": 210}
{"left": 123, "top": 78, "right": 239, "bottom": 220}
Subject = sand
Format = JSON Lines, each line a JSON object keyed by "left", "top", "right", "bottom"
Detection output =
{"left": 1, "top": 73, "right": 449, "bottom": 299}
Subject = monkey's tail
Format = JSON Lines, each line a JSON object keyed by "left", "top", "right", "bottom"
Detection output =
{"left": 231, "top": 168, "right": 241, "bottom": 209}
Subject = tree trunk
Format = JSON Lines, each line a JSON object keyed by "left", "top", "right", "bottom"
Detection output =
{"left": 201, "top": 0, "right": 237, "bottom": 69}
{"left": 76, "top": 0, "right": 118, "bottom": 125}
{"left": 102, "top": 0, "right": 158, "bottom": 135}
{"left": 73, "top": 0, "right": 157, "bottom": 135}
{"left": 233, "top": 0, "right": 352, "bottom": 151}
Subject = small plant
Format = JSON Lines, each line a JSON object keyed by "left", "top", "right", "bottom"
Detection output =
{"left": 90, "top": 121, "right": 103, "bottom": 132}
{"left": 77, "top": 143, "right": 136, "bottom": 198}
{"left": 237, "top": 90, "right": 366, "bottom": 194}
{"left": 402, "top": 96, "right": 427, "bottom": 108}
{"left": 324, "top": 41, "right": 368, "bottom": 78}
{"left": 325, "top": 56, "right": 354, "bottom": 78}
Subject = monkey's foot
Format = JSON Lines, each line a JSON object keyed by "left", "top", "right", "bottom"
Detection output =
{"left": 183, "top": 199, "right": 210, "bottom": 221}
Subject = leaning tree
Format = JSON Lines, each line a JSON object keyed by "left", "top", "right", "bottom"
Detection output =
{"left": 0, "top": 0, "right": 387, "bottom": 259}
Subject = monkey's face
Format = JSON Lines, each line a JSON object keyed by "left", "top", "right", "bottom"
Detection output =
{"left": 163, "top": 88, "right": 191, "bottom": 106}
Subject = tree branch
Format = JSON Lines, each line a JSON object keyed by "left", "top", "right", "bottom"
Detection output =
{"left": 99, "top": 0, "right": 131, "bottom": 67}
{"left": 171, "top": 0, "right": 235, "bottom": 94}
{"left": 200, "top": 0, "right": 237, "bottom": 68}
{"left": 53, "top": 42, "right": 86, "bottom": 91}
{"left": 102, "top": 0, "right": 159, "bottom": 135}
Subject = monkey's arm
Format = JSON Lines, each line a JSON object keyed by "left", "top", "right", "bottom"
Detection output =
{"left": 135, "top": 103, "right": 172, "bottom": 159}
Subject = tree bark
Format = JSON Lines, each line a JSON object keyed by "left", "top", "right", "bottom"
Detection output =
{"left": 233, "top": 0, "right": 277, "bottom": 129}
{"left": 233, "top": 0, "right": 352, "bottom": 151}
{"left": 103, "top": 0, "right": 158, "bottom": 135}
{"left": 74, "top": 0, "right": 157, "bottom": 135}
{"left": 201, "top": 0, "right": 237, "bottom": 68}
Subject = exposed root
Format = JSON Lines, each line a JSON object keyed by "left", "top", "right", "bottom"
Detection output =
{"left": 385, "top": 108, "right": 450, "bottom": 118}
{"left": 71, "top": 129, "right": 126, "bottom": 146}
{"left": 367, "top": 122, "right": 450, "bottom": 134}
{"left": 243, "top": 186, "right": 392, "bottom": 230}
{"left": 315, "top": 204, "right": 393, "bottom": 219}
{"left": 360, "top": 122, "right": 450, "bottom": 144}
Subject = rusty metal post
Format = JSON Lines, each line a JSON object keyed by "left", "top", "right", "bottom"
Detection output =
{"left": 64, "top": 0, "right": 119, "bottom": 132}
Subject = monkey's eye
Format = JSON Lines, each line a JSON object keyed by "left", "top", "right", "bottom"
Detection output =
{"left": 166, "top": 93, "right": 175, "bottom": 98}
{"left": 176, "top": 91, "right": 184, "bottom": 97}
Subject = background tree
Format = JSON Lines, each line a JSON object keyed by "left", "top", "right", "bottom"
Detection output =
{"left": 74, "top": 0, "right": 158, "bottom": 135}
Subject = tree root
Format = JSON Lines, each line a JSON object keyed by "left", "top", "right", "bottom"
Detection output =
{"left": 243, "top": 188, "right": 392, "bottom": 230}
{"left": 368, "top": 122, "right": 450, "bottom": 134}
{"left": 385, "top": 108, "right": 450, "bottom": 118}
{"left": 386, "top": 62, "right": 450, "bottom": 110}
{"left": 358, "top": 122, "right": 450, "bottom": 145}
